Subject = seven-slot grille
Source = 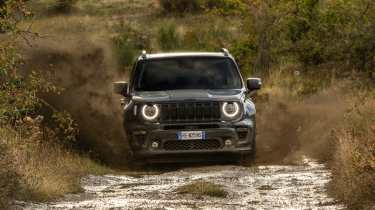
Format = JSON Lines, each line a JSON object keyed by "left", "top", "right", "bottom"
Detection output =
{"left": 160, "top": 102, "right": 221, "bottom": 122}
{"left": 163, "top": 139, "right": 221, "bottom": 151}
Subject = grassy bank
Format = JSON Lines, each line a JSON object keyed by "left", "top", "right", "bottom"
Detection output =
{"left": 0, "top": 120, "right": 110, "bottom": 208}
{"left": 330, "top": 93, "right": 375, "bottom": 208}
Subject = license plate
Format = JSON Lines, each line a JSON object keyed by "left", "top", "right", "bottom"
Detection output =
{"left": 177, "top": 131, "right": 205, "bottom": 140}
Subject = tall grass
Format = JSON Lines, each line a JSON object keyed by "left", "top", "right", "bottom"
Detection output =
{"left": 158, "top": 22, "right": 181, "bottom": 51}
{"left": 330, "top": 95, "right": 375, "bottom": 209}
{"left": 0, "top": 120, "right": 110, "bottom": 203}
{"left": 0, "top": 143, "right": 18, "bottom": 209}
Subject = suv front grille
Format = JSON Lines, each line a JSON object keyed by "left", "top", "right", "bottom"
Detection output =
{"left": 160, "top": 102, "right": 220, "bottom": 122}
{"left": 163, "top": 139, "right": 221, "bottom": 151}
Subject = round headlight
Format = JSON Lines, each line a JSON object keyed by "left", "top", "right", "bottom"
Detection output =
{"left": 141, "top": 104, "right": 159, "bottom": 121}
{"left": 222, "top": 102, "right": 240, "bottom": 118}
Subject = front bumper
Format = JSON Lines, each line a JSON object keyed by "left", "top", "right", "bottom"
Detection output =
{"left": 125, "top": 118, "right": 255, "bottom": 159}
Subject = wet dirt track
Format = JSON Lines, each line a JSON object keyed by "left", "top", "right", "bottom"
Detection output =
{"left": 16, "top": 159, "right": 344, "bottom": 210}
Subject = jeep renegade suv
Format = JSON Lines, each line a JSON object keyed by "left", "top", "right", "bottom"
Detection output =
{"left": 113, "top": 49, "right": 261, "bottom": 162}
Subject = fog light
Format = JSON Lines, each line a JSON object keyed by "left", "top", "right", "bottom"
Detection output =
{"left": 224, "top": 139, "right": 232, "bottom": 146}
{"left": 151, "top": 141, "right": 159, "bottom": 149}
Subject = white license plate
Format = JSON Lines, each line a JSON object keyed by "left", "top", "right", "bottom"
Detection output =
{"left": 177, "top": 131, "right": 205, "bottom": 140}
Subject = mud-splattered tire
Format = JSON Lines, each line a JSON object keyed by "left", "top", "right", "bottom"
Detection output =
{"left": 126, "top": 150, "right": 147, "bottom": 169}
{"left": 238, "top": 134, "right": 256, "bottom": 166}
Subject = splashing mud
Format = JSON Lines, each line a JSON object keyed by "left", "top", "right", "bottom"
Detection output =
{"left": 256, "top": 86, "right": 348, "bottom": 164}
{"left": 20, "top": 37, "right": 128, "bottom": 164}
{"left": 15, "top": 159, "right": 344, "bottom": 209}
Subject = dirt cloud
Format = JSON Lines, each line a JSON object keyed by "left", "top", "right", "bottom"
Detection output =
{"left": 256, "top": 85, "right": 348, "bottom": 164}
{"left": 20, "top": 36, "right": 128, "bottom": 165}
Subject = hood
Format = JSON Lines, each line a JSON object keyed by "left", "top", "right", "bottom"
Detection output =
{"left": 131, "top": 89, "right": 244, "bottom": 103}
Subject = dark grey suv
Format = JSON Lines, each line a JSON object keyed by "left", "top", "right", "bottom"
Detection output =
{"left": 113, "top": 49, "right": 261, "bottom": 162}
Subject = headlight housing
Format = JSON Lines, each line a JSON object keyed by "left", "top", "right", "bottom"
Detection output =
{"left": 222, "top": 102, "right": 241, "bottom": 119}
{"left": 141, "top": 104, "right": 160, "bottom": 121}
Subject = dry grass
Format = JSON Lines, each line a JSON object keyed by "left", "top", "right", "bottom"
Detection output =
{"left": 330, "top": 96, "right": 375, "bottom": 209}
{"left": 176, "top": 181, "right": 228, "bottom": 198}
{"left": 0, "top": 144, "right": 18, "bottom": 209}
{"left": 0, "top": 122, "right": 110, "bottom": 202}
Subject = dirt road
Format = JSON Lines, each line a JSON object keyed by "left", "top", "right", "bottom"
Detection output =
{"left": 16, "top": 158, "right": 344, "bottom": 210}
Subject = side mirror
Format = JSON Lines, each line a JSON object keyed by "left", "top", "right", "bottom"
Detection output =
{"left": 113, "top": 81, "right": 129, "bottom": 97}
{"left": 246, "top": 78, "right": 262, "bottom": 91}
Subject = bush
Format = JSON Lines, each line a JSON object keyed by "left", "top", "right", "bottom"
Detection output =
{"left": 52, "top": 0, "right": 77, "bottom": 14}
{"left": 0, "top": 144, "right": 18, "bottom": 209}
{"left": 330, "top": 95, "right": 375, "bottom": 209}
{"left": 158, "top": 0, "right": 201, "bottom": 14}
{"left": 113, "top": 22, "right": 151, "bottom": 71}
{"left": 158, "top": 0, "right": 247, "bottom": 15}
{"left": 158, "top": 22, "right": 181, "bottom": 51}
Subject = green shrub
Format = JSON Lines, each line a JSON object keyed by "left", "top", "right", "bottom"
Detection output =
{"left": 112, "top": 22, "right": 151, "bottom": 71}
{"left": 181, "top": 22, "right": 232, "bottom": 51}
{"left": 158, "top": 0, "right": 201, "bottom": 14}
{"left": 204, "top": 0, "right": 247, "bottom": 15}
{"left": 52, "top": 0, "right": 77, "bottom": 14}
{"left": 158, "top": 23, "right": 181, "bottom": 51}
{"left": 158, "top": 0, "right": 247, "bottom": 15}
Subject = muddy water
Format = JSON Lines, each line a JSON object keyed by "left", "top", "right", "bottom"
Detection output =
{"left": 16, "top": 159, "right": 344, "bottom": 210}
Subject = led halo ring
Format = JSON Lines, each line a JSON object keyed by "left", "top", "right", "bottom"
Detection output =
{"left": 222, "top": 102, "right": 240, "bottom": 118}
{"left": 141, "top": 104, "right": 159, "bottom": 121}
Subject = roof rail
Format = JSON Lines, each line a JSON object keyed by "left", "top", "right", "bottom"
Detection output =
{"left": 141, "top": 50, "right": 147, "bottom": 59}
{"left": 220, "top": 48, "right": 230, "bottom": 56}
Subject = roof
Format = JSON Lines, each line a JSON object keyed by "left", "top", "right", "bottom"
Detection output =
{"left": 138, "top": 51, "right": 232, "bottom": 60}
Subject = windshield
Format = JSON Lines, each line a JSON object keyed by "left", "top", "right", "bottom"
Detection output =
{"left": 134, "top": 57, "right": 242, "bottom": 91}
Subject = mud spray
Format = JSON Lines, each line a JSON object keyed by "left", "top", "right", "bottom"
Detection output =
{"left": 256, "top": 86, "right": 348, "bottom": 164}
{"left": 20, "top": 36, "right": 129, "bottom": 165}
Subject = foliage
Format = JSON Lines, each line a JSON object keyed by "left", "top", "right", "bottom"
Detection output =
{"left": 112, "top": 21, "right": 151, "bottom": 71}
{"left": 52, "top": 0, "right": 77, "bottom": 14}
{"left": 158, "top": 0, "right": 202, "bottom": 14}
{"left": 51, "top": 111, "right": 79, "bottom": 146}
{"left": 1, "top": 0, "right": 105, "bottom": 205}
{"left": 0, "top": 1, "right": 38, "bottom": 124}
{"left": 330, "top": 93, "right": 375, "bottom": 209}
{"left": 158, "top": 22, "right": 181, "bottom": 51}
{"left": 232, "top": 0, "right": 375, "bottom": 76}
{"left": 204, "top": 0, "right": 248, "bottom": 16}
{"left": 0, "top": 143, "right": 18, "bottom": 209}
{"left": 158, "top": 0, "right": 247, "bottom": 15}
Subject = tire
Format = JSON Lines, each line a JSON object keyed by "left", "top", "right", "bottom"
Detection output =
{"left": 238, "top": 133, "right": 256, "bottom": 166}
{"left": 126, "top": 150, "right": 147, "bottom": 169}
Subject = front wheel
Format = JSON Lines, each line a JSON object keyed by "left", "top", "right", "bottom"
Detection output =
{"left": 238, "top": 135, "right": 256, "bottom": 166}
